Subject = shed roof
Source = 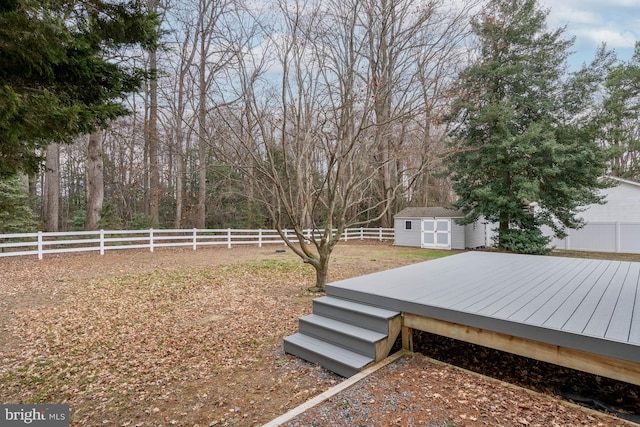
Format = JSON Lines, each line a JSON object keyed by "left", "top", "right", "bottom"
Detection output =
{"left": 395, "top": 207, "right": 464, "bottom": 219}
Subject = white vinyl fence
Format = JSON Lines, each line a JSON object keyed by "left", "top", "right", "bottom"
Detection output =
{"left": 0, "top": 228, "right": 394, "bottom": 260}
{"left": 548, "top": 222, "right": 640, "bottom": 254}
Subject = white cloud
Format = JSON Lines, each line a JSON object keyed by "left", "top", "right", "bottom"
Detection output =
{"left": 539, "top": 0, "right": 640, "bottom": 49}
{"left": 535, "top": 0, "right": 640, "bottom": 68}
{"left": 576, "top": 28, "right": 638, "bottom": 49}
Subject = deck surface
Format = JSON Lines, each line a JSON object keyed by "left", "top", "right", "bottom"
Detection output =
{"left": 326, "top": 251, "right": 640, "bottom": 364}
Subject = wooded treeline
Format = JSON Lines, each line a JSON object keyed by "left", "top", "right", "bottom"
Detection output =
{"left": 3, "top": 0, "right": 639, "bottom": 234}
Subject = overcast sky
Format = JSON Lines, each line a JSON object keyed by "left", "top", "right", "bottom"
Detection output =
{"left": 538, "top": 0, "right": 639, "bottom": 69}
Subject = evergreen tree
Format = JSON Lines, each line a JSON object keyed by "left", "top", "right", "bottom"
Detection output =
{"left": 0, "top": 175, "right": 36, "bottom": 233}
{"left": 446, "top": 0, "right": 610, "bottom": 254}
{"left": 0, "top": 0, "right": 159, "bottom": 177}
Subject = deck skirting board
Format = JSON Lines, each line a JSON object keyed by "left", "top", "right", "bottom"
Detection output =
{"left": 403, "top": 313, "right": 640, "bottom": 386}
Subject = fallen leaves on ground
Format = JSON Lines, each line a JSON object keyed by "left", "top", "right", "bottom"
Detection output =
{"left": 285, "top": 354, "right": 629, "bottom": 427}
{"left": 0, "top": 245, "right": 637, "bottom": 426}
{"left": 1, "top": 248, "right": 341, "bottom": 426}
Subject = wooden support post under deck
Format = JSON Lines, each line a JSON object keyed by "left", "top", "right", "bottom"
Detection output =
{"left": 404, "top": 313, "right": 640, "bottom": 387}
{"left": 401, "top": 325, "right": 413, "bottom": 352}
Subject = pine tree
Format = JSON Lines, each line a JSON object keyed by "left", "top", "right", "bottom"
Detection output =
{"left": 0, "top": 0, "right": 159, "bottom": 177}
{"left": 446, "top": 0, "right": 610, "bottom": 254}
{"left": 0, "top": 175, "right": 36, "bottom": 233}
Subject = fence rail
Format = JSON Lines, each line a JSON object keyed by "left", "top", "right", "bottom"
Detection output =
{"left": 0, "top": 228, "right": 395, "bottom": 260}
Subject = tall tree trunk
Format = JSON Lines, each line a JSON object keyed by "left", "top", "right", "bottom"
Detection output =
{"left": 86, "top": 131, "right": 104, "bottom": 230}
{"left": 196, "top": 29, "right": 208, "bottom": 229}
{"left": 148, "top": 41, "right": 160, "bottom": 227}
{"left": 44, "top": 143, "right": 60, "bottom": 232}
{"left": 370, "top": 0, "right": 394, "bottom": 228}
{"left": 174, "top": 145, "right": 184, "bottom": 229}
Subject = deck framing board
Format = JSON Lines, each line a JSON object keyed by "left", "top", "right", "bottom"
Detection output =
{"left": 403, "top": 313, "right": 640, "bottom": 386}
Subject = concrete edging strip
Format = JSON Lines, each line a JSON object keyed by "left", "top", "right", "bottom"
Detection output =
{"left": 261, "top": 350, "right": 409, "bottom": 427}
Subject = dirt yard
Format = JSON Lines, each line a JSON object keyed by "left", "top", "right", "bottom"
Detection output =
{"left": 0, "top": 243, "right": 637, "bottom": 426}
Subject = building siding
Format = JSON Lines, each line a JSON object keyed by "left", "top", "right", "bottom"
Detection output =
{"left": 393, "top": 218, "right": 422, "bottom": 247}
{"left": 451, "top": 222, "right": 465, "bottom": 250}
{"left": 464, "top": 220, "right": 487, "bottom": 248}
{"left": 580, "top": 180, "right": 640, "bottom": 222}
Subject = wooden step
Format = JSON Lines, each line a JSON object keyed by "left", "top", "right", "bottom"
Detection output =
{"left": 312, "top": 296, "right": 400, "bottom": 334}
{"left": 283, "top": 333, "right": 373, "bottom": 378}
{"left": 298, "top": 314, "right": 387, "bottom": 358}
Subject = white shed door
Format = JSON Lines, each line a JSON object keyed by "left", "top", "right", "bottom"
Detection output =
{"left": 421, "top": 219, "right": 451, "bottom": 249}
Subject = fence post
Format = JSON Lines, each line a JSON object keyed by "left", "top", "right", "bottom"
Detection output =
{"left": 227, "top": 228, "right": 232, "bottom": 248}
{"left": 149, "top": 229, "right": 154, "bottom": 252}
{"left": 616, "top": 221, "right": 621, "bottom": 253}
{"left": 379, "top": 227, "right": 383, "bottom": 241}
{"left": 258, "top": 229, "right": 262, "bottom": 248}
{"left": 37, "top": 231, "right": 43, "bottom": 260}
{"left": 343, "top": 229, "right": 348, "bottom": 241}
{"left": 360, "top": 227, "right": 364, "bottom": 240}
{"left": 193, "top": 228, "right": 198, "bottom": 251}
{"left": 100, "top": 229, "right": 105, "bottom": 255}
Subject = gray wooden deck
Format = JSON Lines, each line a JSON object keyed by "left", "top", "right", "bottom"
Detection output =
{"left": 326, "top": 251, "right": 640, "bottom": 371}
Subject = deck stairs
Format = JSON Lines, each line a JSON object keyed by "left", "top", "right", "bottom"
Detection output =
{"left": 283, "top": 295, "right": 402, "bottom": 377}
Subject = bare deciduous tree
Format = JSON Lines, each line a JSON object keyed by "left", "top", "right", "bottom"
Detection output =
{"left": 219, "top": 0, "right": 475, "bottom": 289}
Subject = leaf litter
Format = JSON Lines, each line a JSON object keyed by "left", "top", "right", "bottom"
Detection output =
{"left": 0, "top": 244, "right": 636, "bottom": 426}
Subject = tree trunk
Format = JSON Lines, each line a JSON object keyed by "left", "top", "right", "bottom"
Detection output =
{"left": 173, "top": 70, "right": 186, "bottom": 229}
{"left": 86, "top": 132, "right": 104, "bottom": 230}
{"left": 498, "top": 214, "right": 510, "bottom": 249}
{"left": 311, "top": 238, "right": 337, "bottom": 291}
{"left": 196, "top": 28, "right": 208, "bottom": 229}
{"left": 174, "top": 146, "right": 184, "bottom": 229}
{"left": 147, "top": 21, "right": 160, "bottom": 228}
{"left": 44, "top": 143, "right": 60, "bottom": 232}
{"left": 313, "top": 255, "right": 330, "bottom": 291}
{"left": 370, "top": 0, "right": 394, "bottom": 228}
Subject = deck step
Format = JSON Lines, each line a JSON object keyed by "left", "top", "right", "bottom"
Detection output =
{"left": 299, "top": 314, "right": 387, "bottom": 358}
{"left": 284, "top": 296, "right": 402, "bottom": 377}
{"left": 283, "top": 333, "right": 373, "bottom": 378}
{"left": 312, "top": 296, "right": 400, "bottom": 334}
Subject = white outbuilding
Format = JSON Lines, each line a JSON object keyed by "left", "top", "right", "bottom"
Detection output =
{"left": 393, "top": 207, "right": 487, "bottom": 250}
{"left": 548, "top": 176, "right": 640, "bottom": 253}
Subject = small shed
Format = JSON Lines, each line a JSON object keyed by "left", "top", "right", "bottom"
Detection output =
{"left": 394, "top": 207, "right": 486, "bottom": 250}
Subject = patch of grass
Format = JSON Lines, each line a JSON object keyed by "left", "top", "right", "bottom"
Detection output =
{"left": 390, "top": 249, "right": 460, "bottom": 261}
{"left": 243, "top": 258, "right": 309, "bottom": 274}
{"left": 550, "top": 249, "right": 640, "bottom": 262}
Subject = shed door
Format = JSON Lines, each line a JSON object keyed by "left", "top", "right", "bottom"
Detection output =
{"left": 421, "top": 219, "right": 451, "bottom": 249}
